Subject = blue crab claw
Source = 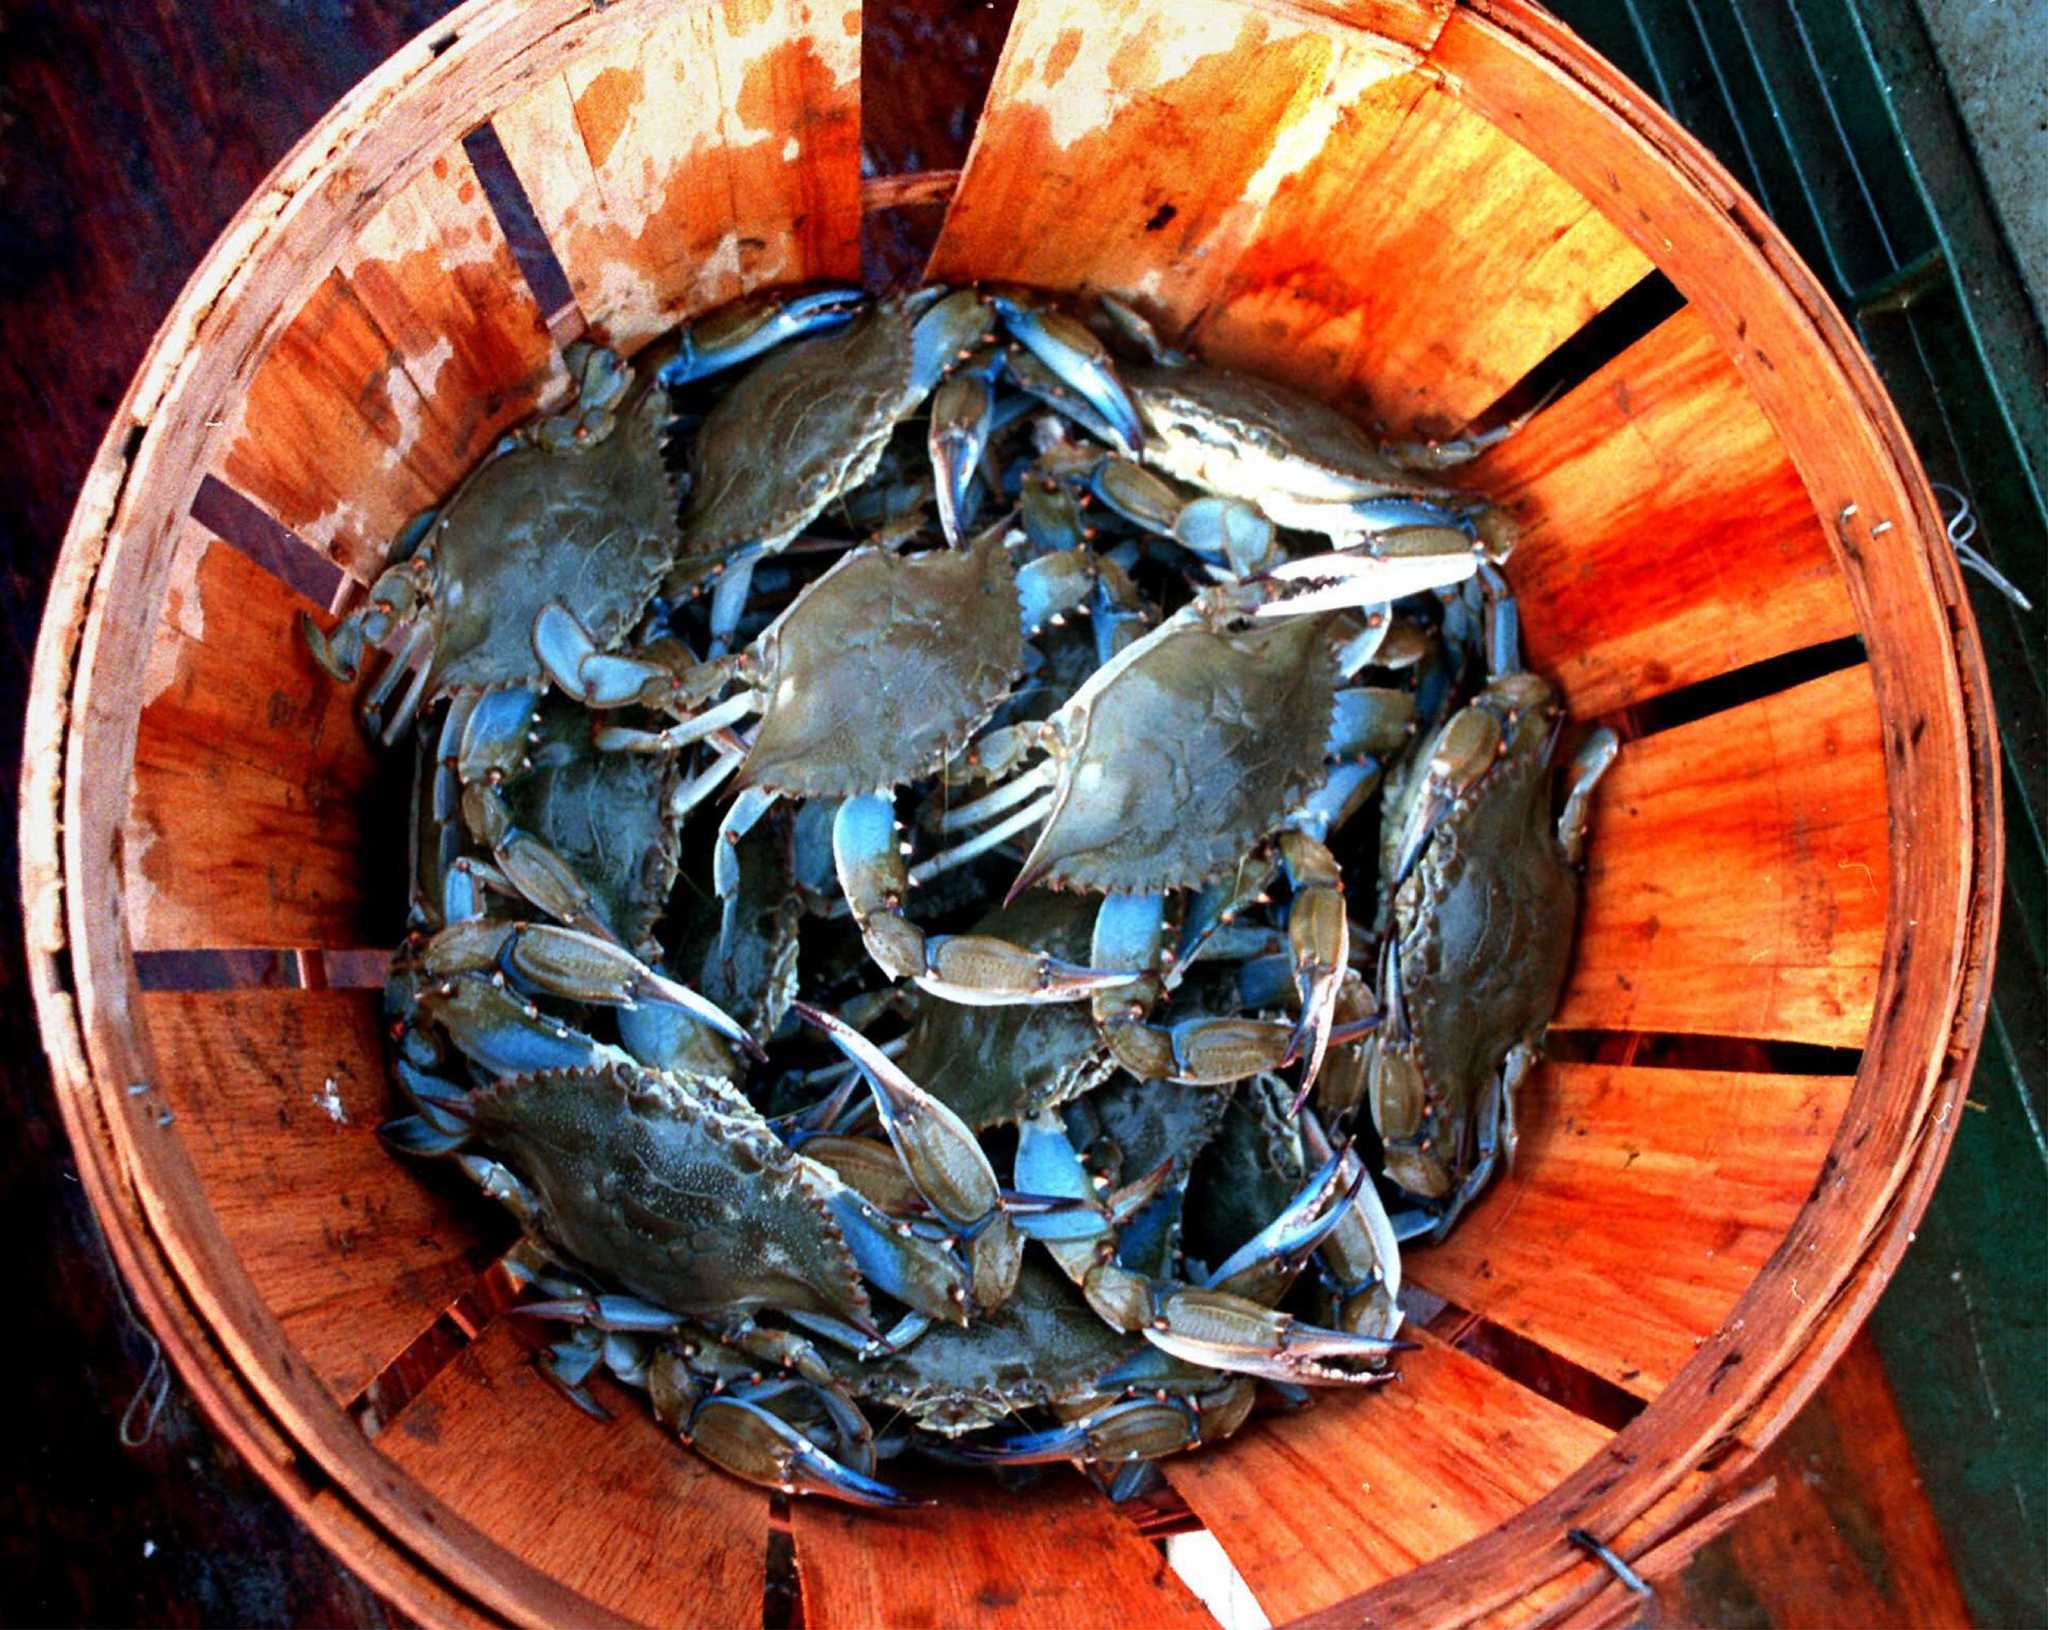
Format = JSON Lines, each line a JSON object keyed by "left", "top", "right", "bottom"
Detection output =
{"left": 423, "top": 920, "right": 764, "bottom": 1060}
{"left": 786, "top": 1307, "right": 932, "bottom": 1359}
{"left": 659, "top": 286, "right": 866, "bottom": 386}
{"left": 1146, "top": 1289, "right": 1410, "bottom": 1383}
{"left": 1391, "top": 702, "right": 1504, "bottom": 885}
{"left": 417, "top": 972, "right": 628, "bottom": 1079}
{"left": 988, "top": 289, "right": 1143, "bottom": 455}
{"left": 298, "top": 609, "right": 365, "bottom": 684}
{"left": 1200, "top": 1150, "right": 1355, "bottom": 1298}
{"left": 928, "top": 372, "right": 994, "bottom": 546}
{"left": 794, "top": 1002, "right": 1003, "bottom": 1233}
{"left": 818, "top": 1188, "right": 973, "bottom": 1329}
{"left": 1247, "top": 545, "right": 1478, "bottom": 619}
{"left": 688, "top": 1394, "right": 928, "bottom": 1508}
{"left": 956, "top": 1395, "right": 1202, "bottom": 1466}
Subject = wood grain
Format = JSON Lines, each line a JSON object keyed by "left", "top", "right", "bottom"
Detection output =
{"left": 1409, "top": 1063, "right": 1855, "bottom": 1397}
{"left": 219, "top": 270, "right": 449, "bottom": 584}
{"left": 793, "top": 1465, "right": 1212, "bottom": 1630}
{"left": 1471, "top": 306, "right": 1858, "bottom": 717}
{"left": 144, "top": 989, "right": 495, "bottom": 1404}
{"left": 379, "top": 1323, "right": 769, "bottom": 1630}
{"left": 1167, "top": 1335, "right": 1610, "bottom": 1621}
{"left": 338, "top": 139, "right": 570, "bottom": 475}
{"left": 928, "top": 0, "right": 1652, "bottom": 435}
{"left": 1558, "top": 665, "right": 1890, "bottom": 1047}
{"left": 495, "top": 0, "right": 862, "bottom": 354}
{"left": 127, "top": 527, "right": 393, "bottom": 953}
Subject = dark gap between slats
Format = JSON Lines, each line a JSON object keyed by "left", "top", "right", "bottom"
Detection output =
{"left": 190, "top": 474, "right": 343, "bottom": 608}
{"left": 133, "top": 948, "right": 391, "bottom": 991}
{"left": 1416, "top": 1294, "right": 1647, "bottom": 1433}
{"left": 134, "top": 949, "right": 301, "bottom": 991}
{"left": 1543, "top": 1028, "right": 1863, "bottom": 1076}
{"left": 862, "top": 201, "right": 948, "bottom": 291}
{"left": 461, "top": 121, "right": 580, "bottom": 333}
{"left": 1473, "top": 270, "right": 1686, "bottom": 431}
{"left": 763, "top": 1513, "right": 804, "bottom": 1630}
{"left": 349, "top": 1252, "right": 526, "bottom": 1438}
{"left": 1594, "top": 635, "right": 1868, "bottom": 743}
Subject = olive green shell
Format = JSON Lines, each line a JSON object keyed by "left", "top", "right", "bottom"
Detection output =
{"left": 471, "top": 1063, "right": 869, "bottom": 1327}
{"left": 1391, "top": 674, "right": 1577, "bottom": 1183}
{"left": 740, "top": 534, "right": 1023, "bottom": 797}
{"left": 501, "top": 698, "right": 680, "bottom": 954}
{"left": 676, "top": 299, "right": 922, "bottom": 565}
{"left": 852, "top": 1259, "right": 1134, "bottom": 1429}
{"left": 426, "top": 368, "right": 678, "bottom": 697}
{"left": 1025, "top": 616, "right": 1339, "bottom": 893}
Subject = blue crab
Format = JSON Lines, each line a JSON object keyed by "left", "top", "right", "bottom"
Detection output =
{"left": 1369, "top": 668, "right": 1618, "bottom": 1240}
{"left": 914, "top": 549, "right": 1473, "bottom": 1091}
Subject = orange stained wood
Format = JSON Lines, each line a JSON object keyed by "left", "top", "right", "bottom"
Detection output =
{"left": 494, "top": 0, "right": 860, "bottom": 354}
{"left": 127, "top": 528, "right": 386, "bottom": 952}
{"left": 218, "top": 270, "right": 447, "bottom": 582}
{"left": 143, "top": 988, "right": 497, "bottom": 1404}
{"left": 1166, "top": 1333, "right": 1609, "bottom": 1621}
{"left": 1408, "top": 1062, "right": 1855, "bottom": 1397}
{"left": 378, "top": 1322, "right": 769, "bottom": 1630}
{"left": 1467, "top": 306, "right": 1856, "bottom": 718}
{"left": 337, "top": 138, "right": 569, "bottom": 477}
{"left": 794, "top": 1464, "right": 1212, "bottom": 1630}
{"left": 928, "top": 0, "right": 1652, "bottom": 435}
{"left": 1556, "top": 664, "right": 1890, "bottom": 1047}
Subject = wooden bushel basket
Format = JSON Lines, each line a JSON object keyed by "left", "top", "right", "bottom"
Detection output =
{"left": 21, "top": 0, "right": 2002, "bottom": 1623}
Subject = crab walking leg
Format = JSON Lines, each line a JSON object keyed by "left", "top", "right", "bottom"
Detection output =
{"left": 714, "top": 785, "right": 781, "bottom": 944}
{"left": 1560, "top": 727, "right": 1621, "bottom": 865}
{"left": 419, "top": 920, "right": 761, "bottom": 1057}
{"left": 835, "top": 796, "right": 1126, "bottom": 1004}
{"left": 704, "top": 547, "right": 764, "bottom": 657}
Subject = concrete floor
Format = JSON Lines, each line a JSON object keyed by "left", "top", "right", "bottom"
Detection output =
{"left": 1917, "top": 0, "right": 2048, "bottom": 323}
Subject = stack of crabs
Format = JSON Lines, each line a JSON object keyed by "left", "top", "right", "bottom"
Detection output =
{"left": 304, "top": 283, "right": 1616, "bottom": 1509}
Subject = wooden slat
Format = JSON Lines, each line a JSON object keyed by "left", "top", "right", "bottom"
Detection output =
{"left": 127, "top": 527, "right": 391, "bottom": 951}
{"left": 338, "top": 137, "right": 569, "bottom": 478}
{"left": 223, "top": 137, "right": 571, "bottom": 584}
{"left": 927, "top": 0, "right": 1651, "bottom": 434}
{"left": 1167, "top": 1334, "right": 1610, "bottom": 1621}
{"left": 1557, "top": 664, "right": 1889, "bottom": 1047}
{"left": 1409, "top": 1063, "right": 1854, "bottom": 1397}
{"left": 144, "top": 989, "right": 494, "bottom": 1403}
{"left": 792, "top": 1465, "right": 1213, "bottom": 1630}
{"left": 495, "top": 0, "right": 860, "bottom": 354}
{"left": 379, "top": 1323, "right": 769, "bottom": 1630}
{"left": 219, "top": 271, "right": 447, "bottom": 583}
{"left": 1466, "top": 306, "right": 1857, "bottom": 717}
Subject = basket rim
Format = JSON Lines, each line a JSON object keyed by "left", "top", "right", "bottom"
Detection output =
{"left": 18, "top": 0, "right": 2002, "bottom": 1625}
